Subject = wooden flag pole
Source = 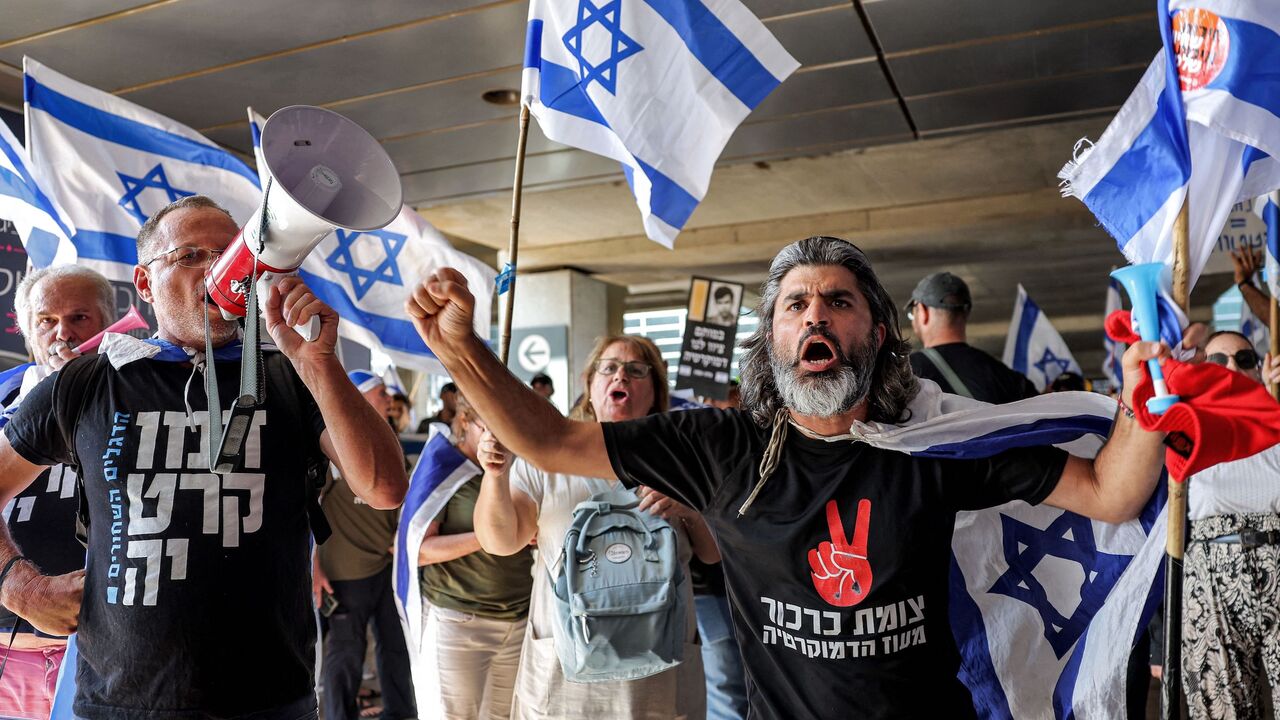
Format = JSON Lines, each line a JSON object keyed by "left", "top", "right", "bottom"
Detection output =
{"left": 499, "top": 104, "right": 532, "bottom": 366}
{"left": 1270, "top": 293, "right": 1279, "bottom": 401}
{"left": 1162, "top": 198, "right": 1191, "bottom": 720}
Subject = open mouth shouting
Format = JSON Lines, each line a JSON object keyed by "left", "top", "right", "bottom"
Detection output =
{"left": 798, "top": 333, "right": 841, "bottom": 373}
{"left": 606, "top": 386, "right": 631, "bottom": 406}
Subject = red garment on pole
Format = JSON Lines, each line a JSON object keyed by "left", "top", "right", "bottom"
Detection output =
{"left": 1105, "top": 310, "right": 1280, "bottom": 481}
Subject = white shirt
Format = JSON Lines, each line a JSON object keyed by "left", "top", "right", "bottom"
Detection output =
{"left": 1188, "top": 443, "right": 1280, "bottom": 521}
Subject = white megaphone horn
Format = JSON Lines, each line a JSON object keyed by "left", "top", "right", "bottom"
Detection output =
{"left": 205, "top": 106, "right": 402, "bottom": 338}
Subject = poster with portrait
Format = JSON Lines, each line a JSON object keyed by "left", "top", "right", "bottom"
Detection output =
{"left": 0, "top": 218, "right": 30, "bottom": 365}
{"left": 677, "top": 276, "right": 743, "bottom": 401}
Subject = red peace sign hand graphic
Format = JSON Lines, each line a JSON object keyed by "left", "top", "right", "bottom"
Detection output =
{"left": 807, "top": 499, "right": 873, "bottom": 607}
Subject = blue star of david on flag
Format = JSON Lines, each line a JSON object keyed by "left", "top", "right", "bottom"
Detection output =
{"left": 1033, "top": 348, "right": 1074, "bottom": 378}
{"left": 562, "top": 0, "right": 643, "bottom": 95}
{"left": 116, "top": 164, "right": 195, "bottom": 225}
{"left": 988, "top": 511, "right": 1131, "bottom": 658}
{"left": 325, "top": 228, "right": 408, "bottom": 300}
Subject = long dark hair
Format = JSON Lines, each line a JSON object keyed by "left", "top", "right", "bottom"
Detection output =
{"left": 739, "top": 236, "right": 918, "bottom": 427}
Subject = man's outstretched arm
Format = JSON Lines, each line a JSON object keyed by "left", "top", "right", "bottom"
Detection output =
{"left": 405, "top": 269, "right": 615, "bottom": 480}
{"left": 1045, "top": 341, "right": 1170, "bottom": 523}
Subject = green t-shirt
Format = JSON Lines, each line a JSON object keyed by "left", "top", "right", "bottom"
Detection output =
{"left": 317, "top": 471, "right": 398, "bottom": 582}
{"left": 419, "top": 475, "right": 534, "bottom": 620}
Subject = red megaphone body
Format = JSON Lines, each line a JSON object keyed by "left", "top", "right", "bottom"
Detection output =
{"left": 205, "top": 106, "right": 402, "bottom": 326}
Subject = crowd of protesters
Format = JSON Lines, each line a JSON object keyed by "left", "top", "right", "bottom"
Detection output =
{"left": 0, "top": 196, "right": 1277, "bottom": 720}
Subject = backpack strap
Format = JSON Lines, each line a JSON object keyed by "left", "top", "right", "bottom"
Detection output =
{"left": 263, "top": 354, "right": 332, "bottom": 544}
{"left": 921, "top": 347, "right": 974, "bottom": 399}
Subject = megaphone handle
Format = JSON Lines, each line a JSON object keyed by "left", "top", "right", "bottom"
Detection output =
{"left": 257, "top": 272, "right": 321, "bottom": 342}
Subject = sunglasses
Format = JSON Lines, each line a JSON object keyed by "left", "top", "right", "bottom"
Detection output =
{"left": 1206, "top": 349, "right": 1260, "bottom": 370}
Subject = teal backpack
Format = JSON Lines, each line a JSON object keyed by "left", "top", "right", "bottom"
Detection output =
{"left": 552, "top": 488, "right": 688, "bottom": 683}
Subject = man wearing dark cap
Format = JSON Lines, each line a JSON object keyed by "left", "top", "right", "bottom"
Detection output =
{"left": 906, "top": 271, "right": 1037, "bottom": 404}
{"left": 530, "top": 372, "right": 555, "bottom": 402}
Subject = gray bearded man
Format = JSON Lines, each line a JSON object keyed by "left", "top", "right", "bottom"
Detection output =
{"left": 405, "top": 235, "right": 1171, "bottom": 720}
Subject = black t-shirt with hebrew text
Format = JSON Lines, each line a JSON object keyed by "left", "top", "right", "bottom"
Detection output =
{"left": 4, "top": 352, "right": 326, "bottom": 720}
{"left": 602, "top": 408, "right": 1066, "bottom": 720}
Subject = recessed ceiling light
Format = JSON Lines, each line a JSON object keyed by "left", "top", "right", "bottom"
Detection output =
{"left": 482, "top": 89, "right": 521, "bottom": 106}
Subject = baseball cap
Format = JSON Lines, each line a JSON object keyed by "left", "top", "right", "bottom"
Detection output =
{"left": 347, "top": 370, "right": 385, "bottom": 394}
{"left": 907, "top": 272, "right": 972, "bottom": 312}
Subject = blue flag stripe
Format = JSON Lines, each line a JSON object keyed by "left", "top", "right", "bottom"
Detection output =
{"left": 1011, "top": 296, "right": 1040, "bottom": 376}
{"left": 1205, "top": 16, "right": 1280, "bottom": 119}
{"left": 0, "top": 132, "right": 75, "bottom": 241}
{"left": 915, "top": 415, "right": 1115, "bottom": 459}
{"left": 949, "top": 557, "right": 1015, "bottom": 720}
{"left": 297, "top": 269, "right": 441, "bottom": 358}
{"left": 640, "top": 0, "right": 783, "bottom": 110}
{"left": 25, "top": 75, "right": 261, "bottom": 189}
{"left": 74, "top": 229, "right": 139, "bottom": 265}
{"left": 1081, "top": 86, "right": 1189, "bottom": 248}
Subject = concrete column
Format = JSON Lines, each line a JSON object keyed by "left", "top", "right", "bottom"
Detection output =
{"left": 509, "top": 269, "right": 610, "bottom": 414}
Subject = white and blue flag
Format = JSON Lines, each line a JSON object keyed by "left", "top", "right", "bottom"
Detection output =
{"left": 1002, "top": 285, "right": 1083, "bottom": 392}
{"left": 522, "top": 0, "right": 799, "bottom": 247}
{"left": 248, "top": 109, "right": 495, "bottom": 375}
{"left": 24, "top": 58, "right": 260, "bottom": 280}
{"left": 0, "top": 119, "right": 76, "bottom": 267}
{"left": 1240, "top": 294, "right": 1269, "bottom": 350}
{"left": 392, "top": 426, "right": 480, "bottom": 716}
{"left": 1102, "top": 278, "right": 1126, "bottom": 392}
{"left": 849, "top": 383, "right": 1165, "bottom": 718}
{"left": 1252, "top": 190, "right": 1280, "bottom": 297}
{"left": 1059, "top": 0, "right": 1280, "bottom": 290}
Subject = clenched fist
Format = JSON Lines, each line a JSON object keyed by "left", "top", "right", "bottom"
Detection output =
{"left": 406, "top": 269, "right": 478, "bottom": 352}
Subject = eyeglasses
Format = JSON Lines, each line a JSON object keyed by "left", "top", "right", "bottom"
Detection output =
{"left": 593, "top": 359, "right": 652, "bottom": 379}
{"left": 1206, "top": 349, "right": 1260, "bottom": 370}
{"left": 142, "top": 246, "right": 223, "bottom": 269}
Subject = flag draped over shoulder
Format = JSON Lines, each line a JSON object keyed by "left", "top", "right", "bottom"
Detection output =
{"left": 24, "top": 58, "right": 260, "bottom": 281}
{"left": 521, "top": 0, "right": 799, "bottom": 247}
{"left": 392, "top": 426, "right": 481, "bottom": 657}
{"left": 248, "top": 109, "right": 494, "bottom": 375}
{"left": 1001, "top": 284, "right": 1083, "bottom": 392}
{"left": 0, "top": 119, "right": 76, "bottom": 267}
{"left": 1059, "top": 0, "right": 1280, "bottom": 289}
{"left": 846, "top": 382, "right": 1165, "bottom": 719}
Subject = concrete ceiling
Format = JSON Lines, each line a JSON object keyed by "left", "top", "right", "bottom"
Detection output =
{"left": 0, "top": 0, "right": 1226, "bottom": 374}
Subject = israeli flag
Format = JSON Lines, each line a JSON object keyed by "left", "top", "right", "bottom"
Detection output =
{"left": 1002, "top": 285, "right": 1083, "bottom": 392}
{"left": 1252, "top": 190, "right": 1280, "bottom": 297}
{"left": 248, "top": 109, "right": 494, "bottom": 376}
{"left": 1240, "top": 294, "right": 1269, "bottom": 350}
{"left": 24, "top": 58, "right": 260, "bottom": 281}
{"left": 1102, "top": 279, "right": 1126, "bottom": 392}
{"left": 522, "top": 0, "right": 799, "bottom": 247}
{"left": 1059, "top": 0, "right": 1280, "bottom": 290}
{"left": 392, "top": 426, "right": 480, "bottom": 716}
{"left": 0, "top": 119, "right": 76, "bottom": 267}
{"left": 849, "top": 383, "right": 1165, "bottom": 719}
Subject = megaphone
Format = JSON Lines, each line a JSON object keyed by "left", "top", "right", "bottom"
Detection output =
{"left": 75, "top": 305, "right": 150, "bottom": 355}
{"left": 205, "top": 106, "right": 402, "bottom": 337}
{"left": 1109, "top": 263, "right": 1180, "bottom": 414}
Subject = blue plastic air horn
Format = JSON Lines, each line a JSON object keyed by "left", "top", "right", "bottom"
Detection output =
{"left": 1109, "top": 263, "right": 1179, "bottom": 415}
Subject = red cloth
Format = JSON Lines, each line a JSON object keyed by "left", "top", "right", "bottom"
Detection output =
{"left": 1105, "top": 310, "right": 1280, "bottom": 481}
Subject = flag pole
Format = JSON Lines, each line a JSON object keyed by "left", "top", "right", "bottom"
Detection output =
{"left": 1162, "top": 198, "right": 1191, "bottom": 720}
{"left": 1270, "top": 294, "right": 1279, "bottom": 400}
{"left": 499, "top": 104, "right": 531, "bottom": 366}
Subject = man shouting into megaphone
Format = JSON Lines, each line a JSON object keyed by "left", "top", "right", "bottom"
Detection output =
{"left": 0, "top": 195, "right": 407, "bottom": 720}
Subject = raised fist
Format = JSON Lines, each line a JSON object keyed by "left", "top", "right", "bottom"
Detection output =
{"left": 807, "top": 499, "right": 873, "bottom": 608}
{"left": 405, "top": 268, "right": 477, "bottom": 352}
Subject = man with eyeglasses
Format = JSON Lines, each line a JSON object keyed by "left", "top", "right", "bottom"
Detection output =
{"left": 0, "top": 195, "right": 408, "bottom": 720}
{"left": 0, "top": 266, "right": 111, "bottom": 718}
{"left": 906, "top": 271, "right": 1038, "bottom": 403}
{"left": 1181, "top": 330, "right": 1280, "bottom": 717}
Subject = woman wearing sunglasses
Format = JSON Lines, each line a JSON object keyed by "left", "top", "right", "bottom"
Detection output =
{"left": 1181, "top": 330, "right": 1280, "bottom": 718}
{"left": 471, "top": 335, "right": 719, "bottom": 719}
